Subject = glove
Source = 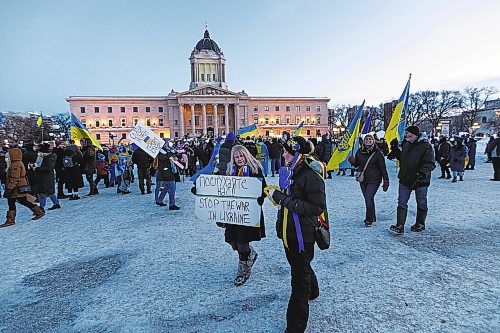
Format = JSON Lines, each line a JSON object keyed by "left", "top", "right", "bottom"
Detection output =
{"left": 272, "top": 189, "right": 292, "bottom": 207}
{"left": 216, "top": 222, "right": 226, "bottom": 228}
{"left": 348, "top": 156, "right": 355, "bottom": 164}
{"left": 390, "top": 138, "right": 399, "bottom": 149}
{"left": 190, "top": 186, "right": 197, "bottom": 195}
{"left": 257, "top": 196, "right": 264, "bottom": 206}
{"left": 382, "top": 180, "right": 389, "bottom": 192}
{"left": 416, "top": 171, "right": 426, "bottom": 182}
{"left": 278, "top": 167, "right": 292, "bottom": 190}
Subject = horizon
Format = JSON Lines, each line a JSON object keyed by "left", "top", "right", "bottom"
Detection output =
{"left": 1, "top": 0, "right": 499, "bottom": 115}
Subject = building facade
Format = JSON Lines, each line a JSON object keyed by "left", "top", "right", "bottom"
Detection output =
{"left": 67, "top": 29, "right": 330, "bottom": 144}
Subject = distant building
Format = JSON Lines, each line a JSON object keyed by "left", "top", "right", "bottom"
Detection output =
{"left": 67, "top": 28, "right": 330, "bottom": 144}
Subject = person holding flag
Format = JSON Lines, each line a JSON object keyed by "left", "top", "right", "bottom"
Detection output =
{"left": 388, "top": 125, "right": 435, "bottom": 234}
{"left": 270, "top": 133, "right": 326, "bottom": 333}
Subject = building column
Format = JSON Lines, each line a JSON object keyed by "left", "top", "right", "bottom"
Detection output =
{"left": 179, "top": 104, "right": 185, "bottom": 138}
{"left": 190, "top": 104, "right": 196, "bottom": 136}
{"left": 235, "top": 104, "right": 240, "bottom": 132}
{"left": 224, "top": 104, "right": 229, "bottom": 134}
{"left": 213, "top": 103, "right": 219, "bottom": 137}
{"left": 202, "top": 103, "right": 207, "bottom": 136}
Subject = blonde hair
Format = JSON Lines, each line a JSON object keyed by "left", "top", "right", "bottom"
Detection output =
{"left": 226, "top": 145, "right": 262, "bottom": 175}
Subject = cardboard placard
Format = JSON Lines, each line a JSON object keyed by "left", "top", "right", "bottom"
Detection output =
{"left": 196, "top": 174, "right": 261, "bottom": 198}
{"left": 194, "top": 196, "right": 261, "bottom": 227}
{"left": 129, "top": 122, "right": 164, "bottom": 158}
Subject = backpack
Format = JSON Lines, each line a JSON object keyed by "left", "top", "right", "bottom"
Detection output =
{"left": 63, "top": 156, "right": 74, "bottom": 168}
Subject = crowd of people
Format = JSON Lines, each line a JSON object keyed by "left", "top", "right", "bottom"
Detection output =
{"left": 0, "top": 127, "right": 499, "bottom": 333}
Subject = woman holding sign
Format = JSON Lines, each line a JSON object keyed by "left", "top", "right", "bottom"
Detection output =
{"left": 225, "top": 145, "right": 267, "bottom": 286}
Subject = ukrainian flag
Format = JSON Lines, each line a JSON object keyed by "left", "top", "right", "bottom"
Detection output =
{"left": 385, "top": 75, "right": 411, "bottom": 153}
{"left": 237, "top": 124, "right": 259, "bottom": 138}
{"left": 37, "top": 112, "right": 43, "bottom": 127}
{"left": 327, "top": 100, "right": 365, "bottom": 170}
{"left": 71, "top": 114, "right": 102, "bottom": 149}
{"left": 293, "top": 121, "right": 305, "bottom": 137}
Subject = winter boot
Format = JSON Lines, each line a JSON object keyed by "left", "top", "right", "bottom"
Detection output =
{"left": 451, "top": 177, "right": 457, "bottom": 183}
{"left": 459, "top": 176, "right": 464, "bottom": 181}
{"left": 446, "top": 174, "right": 452, "bottom": 179}
{"left": 57, "top": 193, "right": 69, "bottom": 199}
{"left": 0, "top": 210, "right": 16, "bottom": 228}
{"left": 438, "top": 175, "right": 445, "bottom": 179}
{"left": 364, "top": 218, "right": 374, "bottom": 227}
{"left": 234, "top": 260, "right": 251, "bottom": 286}
{"left": 47, "top": 204, "right": 61, "bottom": 211}
{"left": 31, "top": 205, "right": 45, "bottom": 220}
{"left": 389, "top": 207, "right": 407, "bottom": 235}
{"left": 411, "top": 209, "right": 427, "bottom": 232}
{"left": 247, "top": 246, "right": 258, "bottom": 268}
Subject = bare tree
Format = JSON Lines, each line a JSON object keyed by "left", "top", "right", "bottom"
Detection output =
{"left": 407, "top": 92, "right": 429, "bottom": 125}
{"left": 423, "top": 90, "right": 462, "bottom": 131}
{"left": 53, "top": 113, "right": 71, "bottom": 138}
{"left": 460, "top": 86, "right": 498, "bottom": 130}
{"left": 0, "top": 114, "right": 36, "bottom": 144}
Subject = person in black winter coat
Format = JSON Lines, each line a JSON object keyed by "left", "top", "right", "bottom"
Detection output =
{"left": 315, "top": 134, "right": 333, "bottom": 179}
{"left": 348, "top": 134, "right": 389, "bottom": 226}
{"left": 52, "top": 145, "right": 69, "bottom": 199}
{"left": 132, "top": 147, "right": 153, "bottom": 194}
{"left": 485, "top": 132, "right": 500, "bottom": 181}
{"left": 271, "top": 136, "right": 326, "bottom": 333}
{"left": 80, "top": 138, "right": 98, "bottom": 195}
{"left": 269, "top": 138, "right": 283, "bottom": 177}
{"left": 154, "top": 146, "right": 180, "bottom": 210}
{"left": 465, "top": 137, "right": 477, "bottom": 170}
{"left": 388, "top": 126, "right": 435, "bottom": 234}
{"left": 217, "top": 132, "right": 235, "bottom": 175}
{"left": 63, "top": 144, "right": 84, "bottom": 200}
{"left": 436, "top": 136, "right": 452, "bottom": 179}
{"left": 22, "top": 143, "right": 38, "bottom": 195}
{"left": 32, "top": 143, "right": 61, "bottom": 211}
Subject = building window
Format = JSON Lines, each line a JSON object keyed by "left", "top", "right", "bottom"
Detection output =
{"left": 159, "top": 118, "right": 164, "bottom": 126}
{"left": 96, "top": 133, "right": 101, "bottom": 140}
{"left": 306, "top": 116, "right": 311, "bottom": 124}
{"left": 174, "top": 120, "right": 178, "bottom": 126}
{"left": 264, "top": 106, "right": 269, "bottom": 112}
{"left": 121, "top": 118, "right": 126, "bottom": 127}
{"left": 221, "top": 115, "right": 226, "bottom": 125}
{"left": 254, "top": 116, "right": 259, "bottom": 124}
{"left": 265, "top": 130, "right": 270, "bottom": 136}
{"left": 146, "top": 107, "right": 151, "bottom": 113}
{"left": 108, "top": 107, "right": 113, "bottom": 113}
{"left": 316, "top": 129, "right": 321, "bottom": 136}
{"left": 108, "top": 119, "right": 113, "bottom": 127}
{"left": 159, "top": 106, "right": 164, "bottom": 113}
{"left": 94, "top": 107, "right": 100, "bottom": 113}
{"left": 296, "top": 116, "right": 301, "bottom": 124}
{"left": 253, "top": 106, "right": 258, "bottom": 112}
{"left": 201, "top": 74, "right": 205, "bottom": 81}
{"left": 120, "top": 106, "right": 125, "bottom": 113}
{"left": 208, "top": 116, "right": 213, "bottom": 126}
{"left": 160, "top": 133, "right": 164, "bottom": 138}
{"left": 286, "top": 106, "right": 291, "bottom": 112}
{"left": 317, "top": 116, "right": 321, "bottom": 124}
{"left": 207, "top": 73, "right": 211, "bottom": 82}
{"left": 174, "top": 131, "right": 179, "bottom": 138}
{"left": 296, "top": 106, "right": 301, "bottom": 112}
{"left": 316, "top": 106, "right": 321, "bottom": 112}
{"left": 195, "top": 116, "right": 200, "bottom": 126}
{"left": 286, "top": 116, "right": 291, "bottom": 124}
{"left": 121, "top": 133, "right": 126, "bottom": 139}
{"left": 146, "top": 118, "right": 151, "bottom": 126}
{"left": 95, "top": 120, "right": 100, "bottom": 128}
{"left": 133, "top": 118, "right": 138, "bottom": 126}
{"left": 275, "top": 106, "right": 280, "bottom": 111}
{"left": 213, "top": 74, "right": 216, "bottom": 81}
{"left": 306, "top": 130, "right": 311, "bottom": 136}
{"left": 306, "top": 106, "right": 311, "bottom": 112}
{"left": 265, "top": 117, "right": 269, "bottom": 125}
{"left": 133, "top": 107, "right": 138, "bottom": 113}
{"left": 81, "top": 118, "right": 86, "bottom": 126}
{"left": 275, "top": 117, "right": 280, "bottom": 124}
{"left": 80, "top": 107, "right": 86, "bottom": 113}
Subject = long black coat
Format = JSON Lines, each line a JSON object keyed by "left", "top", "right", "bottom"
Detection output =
{"left": 391, "top": 135, "right": 435, "bottom": 188}
{"left": 63, "top": 148, "right": 84, "bottom": 190}
{"left": 436, "top": 140, "right": 451, "bottom": 162}
{"left": 276, "top": 160, "right": 327, "bottom": 244}
{"left": 351, "top": 146, "right": 389, "bottom": 184}
{"left": 81, "top": 145, "right": 96, "bottom": 175}
{"left": 466, "top": 139, "right": 477, "bottom": 166}
{"left": 218, "top": 141, "right": 234, "bottom": 175}
{"left": 224, "top": 168, "right": 267, "bottom": 244}
{"left": 132, "top": 148, "right": 153, "bottom": 170}
{"left": 269, "top": 141, "right": 283, "bottom": 159}
{"left": 315, "top": 138, "right": 333, "bottom": 163}
{"left": 33, "top": 153, "right": 56, "bottom": 195}
{"left": 156, "top": 151, "right": 176, "bottom": 181}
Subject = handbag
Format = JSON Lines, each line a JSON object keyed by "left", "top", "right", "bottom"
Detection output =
{"left": 16, "top": 176, "right": 31, "bottom": 194}
{"left": 314, "top": 222, "right": 330, "bottom": 250}
{"left": 355, "top": 152, "right": 376, "bottom": 183}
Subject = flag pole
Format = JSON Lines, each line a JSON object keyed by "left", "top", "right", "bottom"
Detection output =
{"left": 41, "top": 110, "right": 43, "bottom": 143}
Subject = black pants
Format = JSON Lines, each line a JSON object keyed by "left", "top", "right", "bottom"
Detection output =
{"left": 8, "top": 197, "right": 35, "bottom": 211}
{"left": 285, "top": 242, "right": 318, "bottom": 333}
{"left": 493, "top": 157, "right": 500, "bottom": 180}
{"left": 360, "top": 182, "right": 379, "bottom": 222}
{"left": 137, "top": 168, "right": 152, "bottom": 193}
{"left": 95, "top": 174, "right": 110, "bottom": 187}
{"left": 85, "top": 174, "right": 96, "bottom": 192}
{"left": 439, "top": 160, "right": 451, "bottom": 177}
{"left": 230, "top": 241, "right": 250, "bottom": 260}
{"left": 55, "top": 170, "right": 65, "bottom": 195}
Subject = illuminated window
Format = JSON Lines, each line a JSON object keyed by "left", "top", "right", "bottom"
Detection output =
{"left": 121, "top": 118, "right": 126, "bottom": 127}
{"left": 133, "top": 118, "right": 138, "bottom": 126}
{"left": 159, "top": 118, "right": 164, "bottom": 126}
{"left": 146, "top": 118, "right": 151, "bottom": 126}
{"left": 108, "top": 119, "right": 113, "bottom": 127}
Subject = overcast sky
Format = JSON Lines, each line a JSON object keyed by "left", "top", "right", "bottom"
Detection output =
{"left": 1, "top": 0, "right": 499, "bottom": 114}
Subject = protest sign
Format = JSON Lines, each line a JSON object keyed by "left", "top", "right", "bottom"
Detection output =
{"left": 196, "top": 174, "right": 261, "bottom": 198}
{"left": 129, "top": 122, "right": 164, "bottom": 158}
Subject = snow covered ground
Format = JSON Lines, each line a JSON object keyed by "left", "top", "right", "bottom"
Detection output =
{"left": 1, "top": 141, "right": 499, "bottom": 333}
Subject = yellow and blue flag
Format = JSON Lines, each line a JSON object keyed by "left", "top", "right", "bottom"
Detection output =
{"left": 37, "top": 112, "right": 43, "bottom": 127}
{"left": 293, "top": 121, "right": 304, "bottom": 137}
{"left": 361, "top": 109, "right": 373, "bottom": 135}
{"left": 385, "top": 75, "right": 411, "bottom": 152}
{"left": 327, "top": 100, "right": 365, "bottom": 171}
{"left": 237, "top": 124, "right": 259, "bottom": 138}
{"left": 71, "top": 114, "right": 102, "bottom": 149}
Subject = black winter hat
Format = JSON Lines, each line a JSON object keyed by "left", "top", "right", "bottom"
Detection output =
{"left": 283, "top": 136, "right": 312, "bottom": 155}
{"left": 405, "top": 125, "right": 420, "bottom": 136}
